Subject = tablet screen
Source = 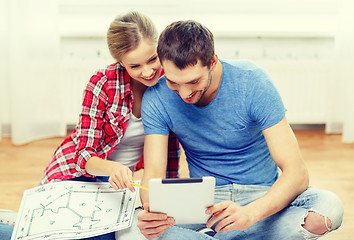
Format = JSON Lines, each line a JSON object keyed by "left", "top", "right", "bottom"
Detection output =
{"left": 149, "top": 176, "right": 215, "bottom": 224}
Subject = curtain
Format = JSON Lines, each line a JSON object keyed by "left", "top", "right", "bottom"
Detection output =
{"left": 0, "top": 0, "right": 9, "bottom": 142}
{"left": 326, "top": 0, "right": 354, "bottom": 143}
{"left": 1, "top": 0, "right": 353, "bottom": 144}
{"left": 1, "top": 0, "right": 66, "bottom": 145}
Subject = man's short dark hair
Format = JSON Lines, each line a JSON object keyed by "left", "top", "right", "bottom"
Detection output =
{"left": 157, "top": 20, "right": 214, "bottom": 69}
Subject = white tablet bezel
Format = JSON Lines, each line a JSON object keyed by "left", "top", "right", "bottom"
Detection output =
{"left": 149, "top": 176, "right": 215, "bottom": 224}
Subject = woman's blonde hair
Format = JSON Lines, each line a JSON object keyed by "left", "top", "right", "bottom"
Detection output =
{"left": 107, "top": 11, "right": 158, "bottom": 61}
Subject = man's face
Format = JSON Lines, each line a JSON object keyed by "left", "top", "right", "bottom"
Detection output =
{"left": 163, "top": 60, "right": 212, "bottom": 105}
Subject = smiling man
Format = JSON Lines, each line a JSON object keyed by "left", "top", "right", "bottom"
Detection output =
{"left": 118, "top": 20, "right": 344, "bottom": 240}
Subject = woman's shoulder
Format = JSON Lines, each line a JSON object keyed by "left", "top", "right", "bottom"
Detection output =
{"left": 88, "top": 62, "right": 125, "bottom": 88}
{"left": 91, "top": 62, "right": 123, "bottom": 80}
{"left": 103, "top": 62, "right": 125, "bottom": 79}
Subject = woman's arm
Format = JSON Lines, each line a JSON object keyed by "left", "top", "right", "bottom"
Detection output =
{"left": 85, "top": 156, "right": 135, "bottom": 192}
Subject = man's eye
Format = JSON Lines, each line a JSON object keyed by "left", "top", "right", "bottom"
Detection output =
{"left": 149, "top": 57, "right": 157, "bottom": 62}
{"left": 189, "top": 80, "right": 199, "bottom": 84}
{"left": 131, "top": 65, "right": 139, "bottom": 69}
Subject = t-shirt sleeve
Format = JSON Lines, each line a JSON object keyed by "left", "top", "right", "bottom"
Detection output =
{"left": 141, "top": 87, "right": 171, "bottom": 135}
{"left": 246, "top": 67, "right": 286, "bottom": 130}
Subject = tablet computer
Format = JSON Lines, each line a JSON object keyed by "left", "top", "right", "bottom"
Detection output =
{"left": 149, "top": 176, "right": 215, "bottom": 224}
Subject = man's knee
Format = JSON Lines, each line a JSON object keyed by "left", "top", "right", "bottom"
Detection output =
{"left": 302, "top": 211, "right": 331, "bottom": 235}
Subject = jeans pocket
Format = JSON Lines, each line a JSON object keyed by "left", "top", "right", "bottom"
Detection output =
{"left": 214, "top": 184, "right": 233, "bottom": 204}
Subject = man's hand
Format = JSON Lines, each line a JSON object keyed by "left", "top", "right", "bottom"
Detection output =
{"left": 206, "top": 200, "right": 256, "bottom": 233}
{"left": 137, "top": 203, "right": 175, "bottom": 239}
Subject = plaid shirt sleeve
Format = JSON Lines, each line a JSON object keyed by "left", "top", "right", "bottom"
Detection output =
{"left": 166, "top": 131, "right": 180, "bottom": 178}
{"left": 74, "top": 71, "right": 111, "bottom": 176}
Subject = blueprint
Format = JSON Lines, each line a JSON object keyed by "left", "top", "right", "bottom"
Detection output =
{"left": 11, "top": 181, "right": 139, "bottom": 240}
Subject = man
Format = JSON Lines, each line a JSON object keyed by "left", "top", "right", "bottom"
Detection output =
{"left": 119, "top": 20, "right": 344, "bottom": 240}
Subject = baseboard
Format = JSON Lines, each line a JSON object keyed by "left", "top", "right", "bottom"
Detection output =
{"left": 290, "top": 124, "right": 326, "bottom": 130}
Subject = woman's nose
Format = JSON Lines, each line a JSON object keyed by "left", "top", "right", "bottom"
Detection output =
{"left": 142, "top": 66, "right": 153, "bottom": 78}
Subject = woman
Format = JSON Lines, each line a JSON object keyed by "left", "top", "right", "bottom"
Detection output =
{"left": 0, "top": 12, "right": 179, "bottom": 240}
{"left": 41, "top": 11, "right": 179, "bottom": 190}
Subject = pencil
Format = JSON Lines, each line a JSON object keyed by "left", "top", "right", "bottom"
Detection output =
{"left": 131, "top": 182, "right": 149, "bottom": 190}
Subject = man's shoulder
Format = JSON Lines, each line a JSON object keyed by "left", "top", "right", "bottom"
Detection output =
{"left": 222, "top": 59, "right": 260, "bottom": 72}
{"left": 145, "top": 76, "right": 168, "bottom": 97}
{"left": 221, "top": 59, "right": 269, "bottom": 84}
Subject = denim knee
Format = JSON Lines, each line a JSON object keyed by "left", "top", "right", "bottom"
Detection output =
{"left": 293, "top": 187, "right": 344, "bottom": 234}
{"left": 307, "top": 189, "right": 344, "bottom": 231}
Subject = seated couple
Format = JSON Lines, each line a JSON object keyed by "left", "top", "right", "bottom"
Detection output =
{"left": 2, "top": 11, "right": 343, "bottom": 240}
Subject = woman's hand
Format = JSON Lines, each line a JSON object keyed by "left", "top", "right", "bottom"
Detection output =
{"left": 108, "top": 162, "right": 135, "bottom": 192}
{"left": 85, "top": 157, "right": 135, "bottom": 192}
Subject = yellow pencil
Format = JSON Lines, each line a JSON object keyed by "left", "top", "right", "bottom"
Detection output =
{"left": 131, "top": 181, "right": 149, "bottom": 190}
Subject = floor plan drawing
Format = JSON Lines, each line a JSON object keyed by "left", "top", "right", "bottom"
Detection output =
{"left": 11, "top": 181, "right": 139, "bottom": 240}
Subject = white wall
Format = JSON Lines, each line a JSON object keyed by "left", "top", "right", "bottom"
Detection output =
{"left": 1, "top": 0, "right": 342, "bottom": 136}
{"left": 0, "top": 0, "right": 10, "bottom": 138}
{"left": 58, "top": 0, "right": 339, "bottom": 125}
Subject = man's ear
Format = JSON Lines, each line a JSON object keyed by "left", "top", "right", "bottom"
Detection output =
{"left": 210, "top": 54, "right": 218, "bottom": 71}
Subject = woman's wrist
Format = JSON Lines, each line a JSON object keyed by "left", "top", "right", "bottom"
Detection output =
{"left": 86, "top": 156, "right": 117, "bottom": 176}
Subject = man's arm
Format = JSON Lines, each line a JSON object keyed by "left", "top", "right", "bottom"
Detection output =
{"left": 206, "top": 117, "right": 309, "bottom": 232}
{"left": 138, "top": 134, "right": 176, "bottom": 239}
{"left": 140, "top": 134, "right": 169, "bottom": 203}
{"left": 247, "top": 116, "right": 309, "bottom": 222}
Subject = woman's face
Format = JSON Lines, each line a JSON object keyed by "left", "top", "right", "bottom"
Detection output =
{"left": 119, "top": 39, "right": 162, "bottom": 87}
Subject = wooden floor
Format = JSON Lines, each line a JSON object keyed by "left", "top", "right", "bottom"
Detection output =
{"left": 0, "top": 128, "right": 353, "bottom": 239}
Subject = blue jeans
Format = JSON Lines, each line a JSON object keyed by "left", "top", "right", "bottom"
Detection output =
{"left": 117, "top": 184, "right": 344, "bottom": 240}
{"left": 0, "top": 223, "right": 13, "bottom": 240}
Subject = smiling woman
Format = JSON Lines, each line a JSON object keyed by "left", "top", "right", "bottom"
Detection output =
{"left": 0, "top": 11, "right": 181, "bottom": 240}
{"left": 119, "top": 39, "right": 162, "bottom": 87}
{"left": 40, "top": 11, "right": 180, "bottom": 188}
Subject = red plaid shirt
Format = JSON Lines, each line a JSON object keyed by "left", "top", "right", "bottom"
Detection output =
{"left": 41, "top": 63, "right": 179, "bottom": 184}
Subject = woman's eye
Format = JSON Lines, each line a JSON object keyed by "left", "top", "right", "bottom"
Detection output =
{"left": 149, "top": 57, "right": 157, "bottom": 62}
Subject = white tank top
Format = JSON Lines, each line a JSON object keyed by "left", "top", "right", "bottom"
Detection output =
{"left": 108, "top": 113, "right": 144, "bottom": 171}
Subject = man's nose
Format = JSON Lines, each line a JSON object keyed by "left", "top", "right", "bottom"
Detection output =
{"left": 178, "top": 85, "right": 192, "bottom": 99}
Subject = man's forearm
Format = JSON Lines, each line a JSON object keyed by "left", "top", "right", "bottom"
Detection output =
{"left": 140, "top": 134, "right": 170, "bottom": 204}
{"left": 246, "top": 166, "right": 309, "bottom": 223}
{"left": 140, "top": 176, "right": 150, "bottom": 205}
{"left": 140, "top": 169, "right": 167, "bottom": 204}
{"left": 254, "top": 117, "right": 309, "bottom": 223}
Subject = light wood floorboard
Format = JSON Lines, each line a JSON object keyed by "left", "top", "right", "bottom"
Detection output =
{"left": 0, "top": 129, "right": 353, "bottom": 239}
